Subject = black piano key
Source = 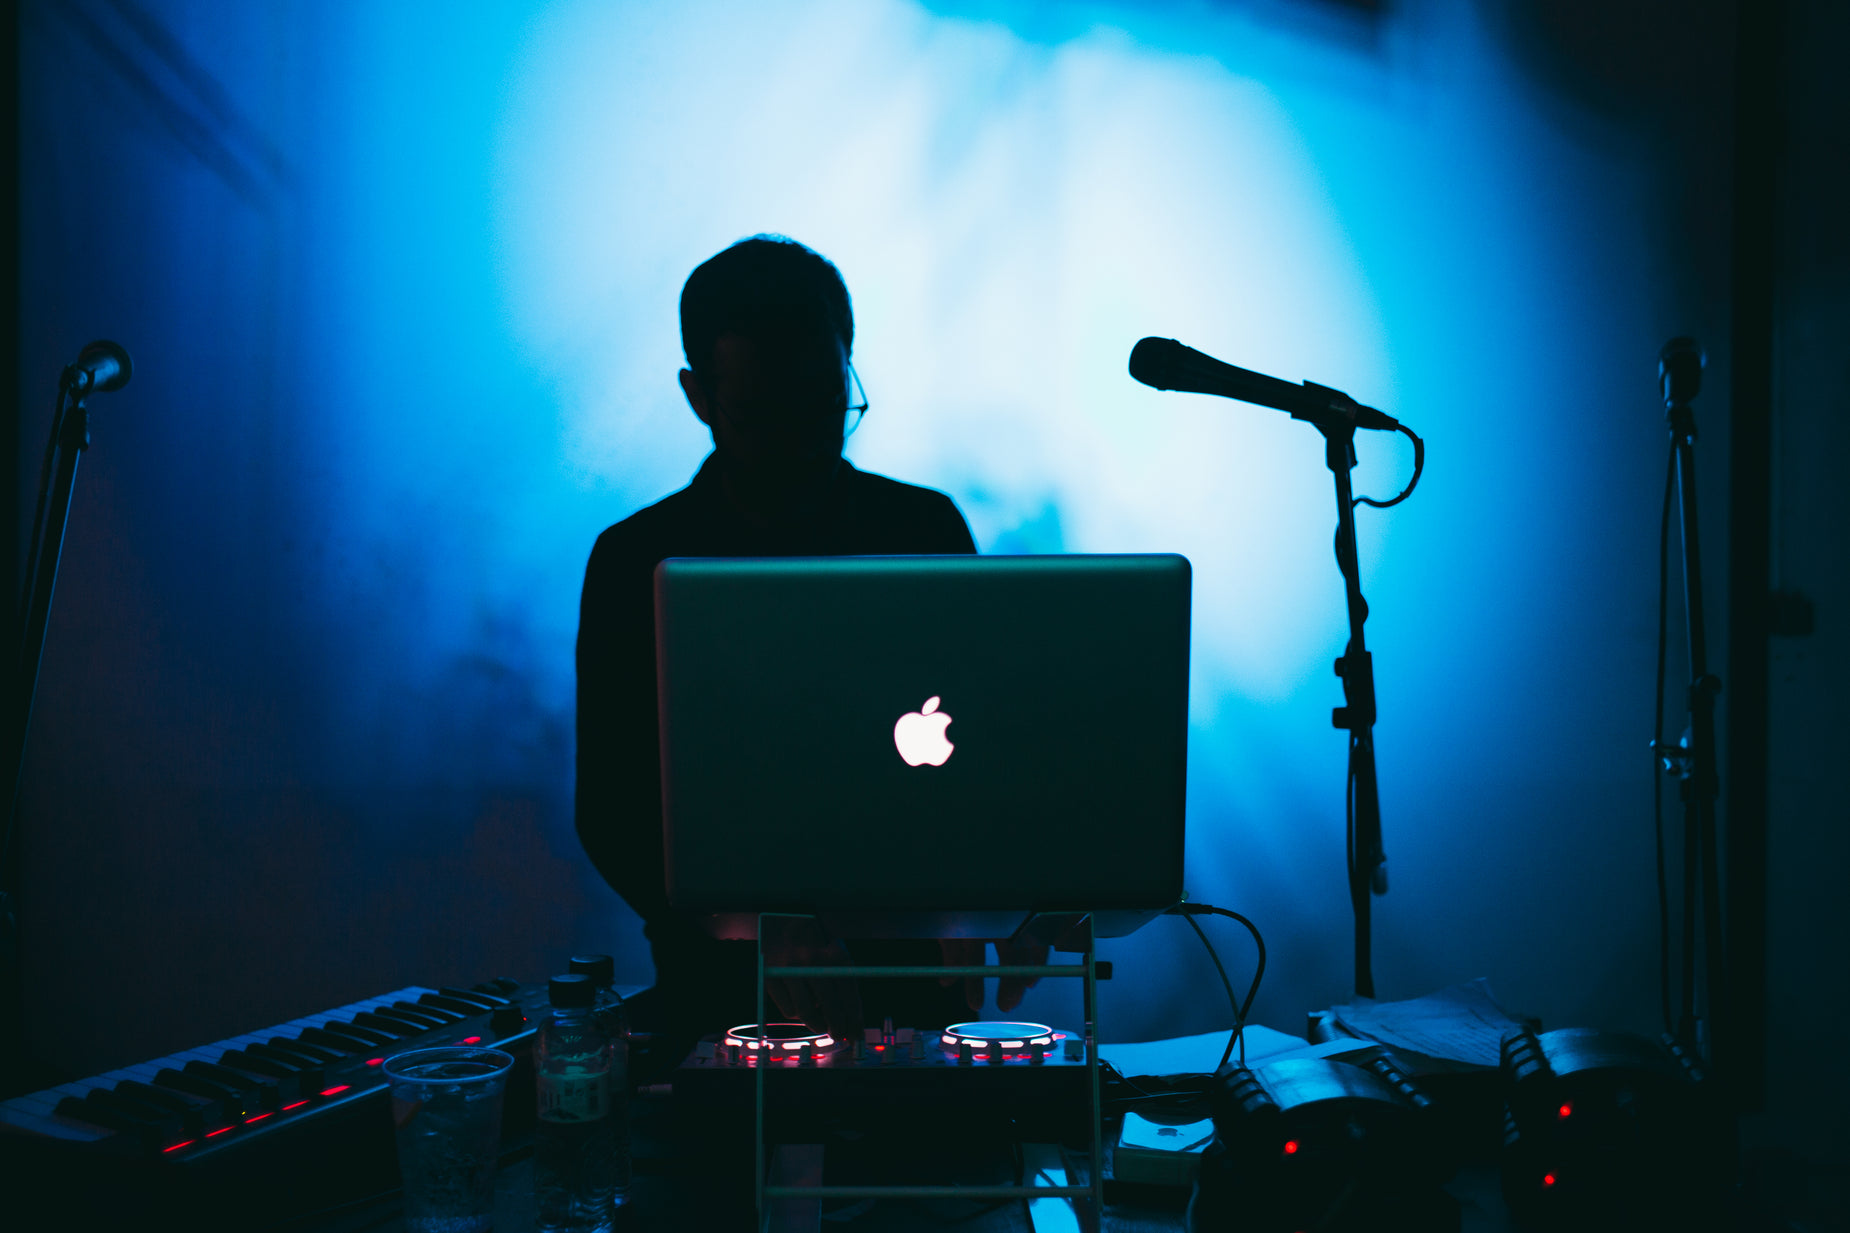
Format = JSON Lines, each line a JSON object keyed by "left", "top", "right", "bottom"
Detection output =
{"left": 113, "top": 1080, "right": 222, "bottom": 1132}
{"left": 370, "top": 1007, "right": 442, "bottom": 1029}
{"left": 392, "top": 1001, "right": 461, "bottom": 1025}
{"left": 246, "top": 1043, "right": 327, "bottom": 1087}
{"left": 154, "top": 1066, "right": 249, "bottom": 1116}
{"left": 56, "top": 1095, "right": 163, "bottom": 1143}
{"left": 295, "top": 1027, "right": 365, "bottom": 1055}
{"left": 220, "top": 1044, "right": 314, "bottom": 1096}
{"left": 184, "top": 1060, "right": 280, "bottom": 1108}
{"left": 419, "top": 993, "right": 489, "bottom": 1017}
{"left": 317, "top": 1020, "right": 393, "bottom": 1048}
{"left": 219, "top": 1049, "right": 300, "bottom": 1081}
{"left": 346, "top": 1012, "right": 412, "bottom": 1038}
{"left": 372, "top": 1005, "right": 448, "bottom": 1030}
{"left": 216, "top": 1057, "right": 302, "bottom": 1103}
{"left": 87, "top": 1087, "right": 194, "bottom": 1136}
{"left": 265, "top": 1037, "right": 341, "bottom": 1065}
{"left": 450, "top": 984, "right": 511, "bottom": 1007}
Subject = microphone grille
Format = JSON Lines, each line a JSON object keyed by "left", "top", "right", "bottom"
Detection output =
{"left": 76, "top": 339, "right": 133, "bottom": 394}
{"left": 1129, "top": 337, "right": 1187, "bottom": 390}
{"left": 1658, "top": 336, "right": 1702, "bottom": 407}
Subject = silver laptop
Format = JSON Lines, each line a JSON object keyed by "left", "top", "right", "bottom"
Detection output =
{"left": 656, "top": 554, "right": 1191, "bottom": 939}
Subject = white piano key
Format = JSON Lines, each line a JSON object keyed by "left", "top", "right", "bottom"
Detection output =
{"left": 5, "top": 1090, "right": 62, "bottom": 1117}
{"left": 0, "top": 1103, "right": 108, "bottom": 1140}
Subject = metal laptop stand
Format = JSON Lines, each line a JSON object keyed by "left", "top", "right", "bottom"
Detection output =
{"left": 755, "top": 912, "right": 1106, "bottom": 1231}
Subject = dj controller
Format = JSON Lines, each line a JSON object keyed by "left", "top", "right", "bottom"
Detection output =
{"left": 675, "top": 1018, "right": 1094, "bottom": 1144}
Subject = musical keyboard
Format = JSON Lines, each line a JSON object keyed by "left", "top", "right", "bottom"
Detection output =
{"left": 0, "top": 978, "right": 546, "bottom": 1159}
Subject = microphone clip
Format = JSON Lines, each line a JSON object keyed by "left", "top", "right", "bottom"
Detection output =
{"left": 1299, "top": 381, "right": 1400, "bottom": 434}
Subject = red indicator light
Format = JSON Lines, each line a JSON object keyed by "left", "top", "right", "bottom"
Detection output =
{"left": 206, "top": 1127, "right": 233, "bottom": 1138}
{"left": 244, "top": 1113, "right": 271, "bottom": 1124}
{"left": 1543, "top": 1172, "right": 1557, "bottom": 1187}
{"left": 163, "top": 1140, "right": 195, "bottom": 1153}
{"left": 1557, "top": 1102, "right": 1572, "bottom": 1119}
{"left": 872, "top": 1045, "right": 885, "bottom": 1051}
{"left": 320, "top": 1085, "right": 352, "bottom": 1097}
{"left": 282, "top": 1100, "right": 310, "bottom": 1111}
{"left": 366, "top": 1058, "right": 384, "bottom": 1067}
{"left": 1283, "top": 1140, "right": 1300, "bottom": 1155}
{"left": 462, "top": 1036, "right": 482, "bottom": 1044}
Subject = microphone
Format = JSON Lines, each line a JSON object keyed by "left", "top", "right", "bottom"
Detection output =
{"left": 1658, "top": 336, "right": 1702, "bottom": 409}
{"left": 1129, "top": 337, "right": 1398, "bottom": 432}
{"left": 66, "top": 340, "right": 133, "bottom": 396}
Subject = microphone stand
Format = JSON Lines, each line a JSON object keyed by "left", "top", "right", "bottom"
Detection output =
{"left": 1125, "top": 338, "right": 1415, "bottom": 1001}
{"left": 1657, "top": 341, "right": 1723, "bottom": 1059}
{"left": 0, "top": 364, "right": 106, "bottom": 1091}
{"left": 1320, "top": 421, "right": 1387, "bottom": 999}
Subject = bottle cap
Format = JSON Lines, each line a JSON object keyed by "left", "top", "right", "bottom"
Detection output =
{"left": 568, "top": 954, "right": 615, "bottom": 987}
{"left": 549, "top": 973, "right": 595, "bottom": 1008}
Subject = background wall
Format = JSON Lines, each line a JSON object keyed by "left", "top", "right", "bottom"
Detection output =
{"left": 13, "top": 0, "right": 1773, "bottom": 1118}
{"left": 1757, "top": 0, "right": 1848, "bottom": 1180}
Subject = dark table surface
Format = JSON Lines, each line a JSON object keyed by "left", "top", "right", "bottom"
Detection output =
{"left": 288, "top": 1158, "right": 1518, "bottom": 1232}
{"left": 281, "top": 1096, "right": 1519, "bottom": 1233}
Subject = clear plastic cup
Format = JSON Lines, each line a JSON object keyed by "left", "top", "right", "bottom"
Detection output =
{"left": 383, "top": 1046, "right": 515, "bottom": 1233}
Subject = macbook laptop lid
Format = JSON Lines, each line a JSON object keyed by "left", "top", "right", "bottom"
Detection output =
{"left": 656, "top": 553, "right": 1190, "bottom": 939}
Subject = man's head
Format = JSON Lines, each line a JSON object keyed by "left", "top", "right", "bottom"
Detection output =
{"left": 678, "top": 237, "right": 858, "bottom": 503}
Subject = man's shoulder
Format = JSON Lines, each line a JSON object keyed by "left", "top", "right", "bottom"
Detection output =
{"left": 842, "top": 463, "right": 975, "bottom": 554}
{"left": 589, "top": 480, "right": 704, "bottom": 569}
{"left": 843, "top": 463, "right": 962, "bottom": 517}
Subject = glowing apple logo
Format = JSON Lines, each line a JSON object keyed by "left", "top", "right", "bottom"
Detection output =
{"left": 893, "top": 696, "right": 955, "bottom": 767}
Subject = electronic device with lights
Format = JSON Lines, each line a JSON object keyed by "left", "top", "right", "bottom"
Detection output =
{"left": 676, "top": 1017, "right": 1091, "bottom": 1132}
{"left": 1189, "top": 1050, "right": 1458, "bottom": 1233}
{"left": 654, "top": 553, "right": 1192, "bottom": 940}
{"left": 1498, "top": 1027, "right": 1726, "bottom": 1232}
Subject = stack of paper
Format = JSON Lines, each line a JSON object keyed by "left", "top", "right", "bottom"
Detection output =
{"left": 1329, "top": 977, "right": 1525, "bottom": 1068}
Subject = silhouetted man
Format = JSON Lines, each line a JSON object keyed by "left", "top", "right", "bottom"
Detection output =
{"left": 576, "top": 237, "right": 1039, "bottom": 1047}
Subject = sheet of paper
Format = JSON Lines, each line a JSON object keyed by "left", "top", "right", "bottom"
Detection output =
{"left": 1330, "top": 977, "right": 1522, "bottom": 1068}
{"left": 1098, "top": 1022, "right": 1305, "bottom": 1077}
{"left": 1237, "top": 1036, "right": 1385, "bottom": 1066}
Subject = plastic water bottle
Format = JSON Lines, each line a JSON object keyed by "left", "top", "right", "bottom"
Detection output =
{"left": 535, "top": 974, "right": 618, "bottom": 1233}
{"left": 567, "top": 954, "right": 631, "bottom": 1205}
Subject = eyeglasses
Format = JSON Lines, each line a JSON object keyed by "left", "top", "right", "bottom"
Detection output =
{"left": 844, "top": 364, "right": 868, "bottom": 438}
{"left": 704, "top": 363, "right": 868, "bottom": 439}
